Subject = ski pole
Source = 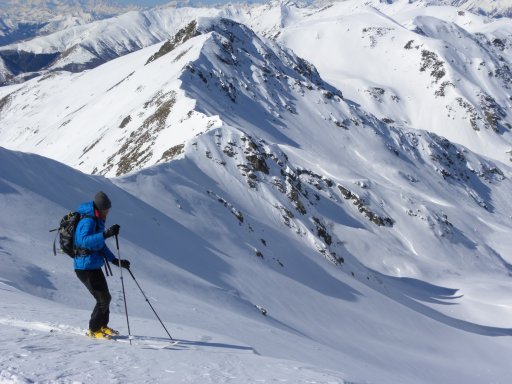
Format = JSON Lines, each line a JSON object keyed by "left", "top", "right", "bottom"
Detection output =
{"left": 126, "top": 268, "right": 174, "bottom": 341}
{"left": 115, "top": 235, "right": 132, "bottom": 345}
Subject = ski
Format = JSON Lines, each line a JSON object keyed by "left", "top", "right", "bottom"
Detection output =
{"left": 112, "top": 335, "right": 181, "bottom": 348}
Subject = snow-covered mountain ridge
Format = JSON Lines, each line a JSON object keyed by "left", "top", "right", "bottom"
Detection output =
{"left": 2, "top": 0, "right": 512, "bottom": 84}
{"left": 2, "top": 1, "right": 511, "bottom": 164}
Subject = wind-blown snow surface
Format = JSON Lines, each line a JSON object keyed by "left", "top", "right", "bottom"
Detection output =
{"left": 1, "top": 116, "right": 512, "bottom": 383}
{"left": 0, "top": 125, "right": 511, "bottom": 384}
{"left": 1, "top": 5, "right": 512, "bottom": 384}
{"left": 0, "top": 147, "right": 350, "bottom": 383}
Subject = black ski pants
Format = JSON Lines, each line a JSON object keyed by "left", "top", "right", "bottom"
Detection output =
{"left": 75, "top": 269, "right": 111, "bottom": 332}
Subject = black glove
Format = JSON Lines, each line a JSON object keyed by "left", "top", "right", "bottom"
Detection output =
{"left": 103, "top": 224, "right": 120, "bottom": 239}
{"left": 112, "top": 258, "right": 130, "bottom": 269}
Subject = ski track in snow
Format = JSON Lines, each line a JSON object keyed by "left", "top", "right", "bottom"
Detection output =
{"left": 0, "top": 316, "right": 348, "bottom": 384}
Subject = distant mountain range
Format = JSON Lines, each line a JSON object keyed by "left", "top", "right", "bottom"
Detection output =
{"left": 429, "top": 0, "right": 512, "bottom": 17}
{"left": 1, "top": 0, "right": 511, "bottom": 50}
{"left": 0, "top": 0, "right": 136, "bottom": 46}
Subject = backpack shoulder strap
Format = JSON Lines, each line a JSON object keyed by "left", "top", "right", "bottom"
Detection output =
{"left": 73, "top": 214, "right": 102, "bottom": 256}
{"left": 52, "top": 231, "right": 58, "bottom": 256}
{"left": 78, "top": 214, "right": 100, "bottom": 233}
{"left": 79, "top": 214, "right": 96, "bottom": 220}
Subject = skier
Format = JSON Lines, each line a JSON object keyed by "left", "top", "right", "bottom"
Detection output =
{"left": 74, "top": 191, "right": 131, "bottom": 339}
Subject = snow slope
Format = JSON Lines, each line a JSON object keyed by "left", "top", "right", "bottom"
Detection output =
{"left": 0, "top": 146, "right": 350, "bottom": 383}
{"left": 276, "top": 0, "right": 512, "bottom": 164}
{"left": 2, "top": 103, "right": 512, "bottom": 382}
{"left": 1, "top": 4, "right": 512, "bottom": 384}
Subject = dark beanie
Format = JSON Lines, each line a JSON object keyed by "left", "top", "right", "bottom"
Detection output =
{"left": 94, "top": 191, "right": 112, "bottom": 211}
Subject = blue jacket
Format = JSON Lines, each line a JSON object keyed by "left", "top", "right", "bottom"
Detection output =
{"left": 73, "top": 201, "right": 116, "bottom": 270}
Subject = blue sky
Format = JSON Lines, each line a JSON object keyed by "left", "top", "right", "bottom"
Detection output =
{"left": 115, "top": 0, "right": 182, "bottom": 6}
{"left": 114, "top": 0, "right": 262, "bottom": 7}
{"left": 114, "top": 0, "right": 200, "bottom": 6}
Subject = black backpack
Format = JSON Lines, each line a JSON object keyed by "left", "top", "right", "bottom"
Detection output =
{"left": 51, "top": 212, "right": 95, "bottom": 257}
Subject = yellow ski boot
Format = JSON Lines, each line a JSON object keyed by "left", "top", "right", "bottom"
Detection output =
{"left": 86, "top": 329, "right": 112, "bottom": 340}
{"left": 100, "top": 326, "right": 120, "bottom": 336}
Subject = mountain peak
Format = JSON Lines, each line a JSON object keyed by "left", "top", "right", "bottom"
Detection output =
{"left": 0, "top": 15, "right": 342, "bottom": 177}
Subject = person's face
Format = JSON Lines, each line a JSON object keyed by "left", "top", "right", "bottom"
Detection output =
{"left": 99, "top": 209, "right": 109, "bottom": 220}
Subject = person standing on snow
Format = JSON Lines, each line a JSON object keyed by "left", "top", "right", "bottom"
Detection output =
{"left": 74, "top": 191, "right": 131, "bottom": 339}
